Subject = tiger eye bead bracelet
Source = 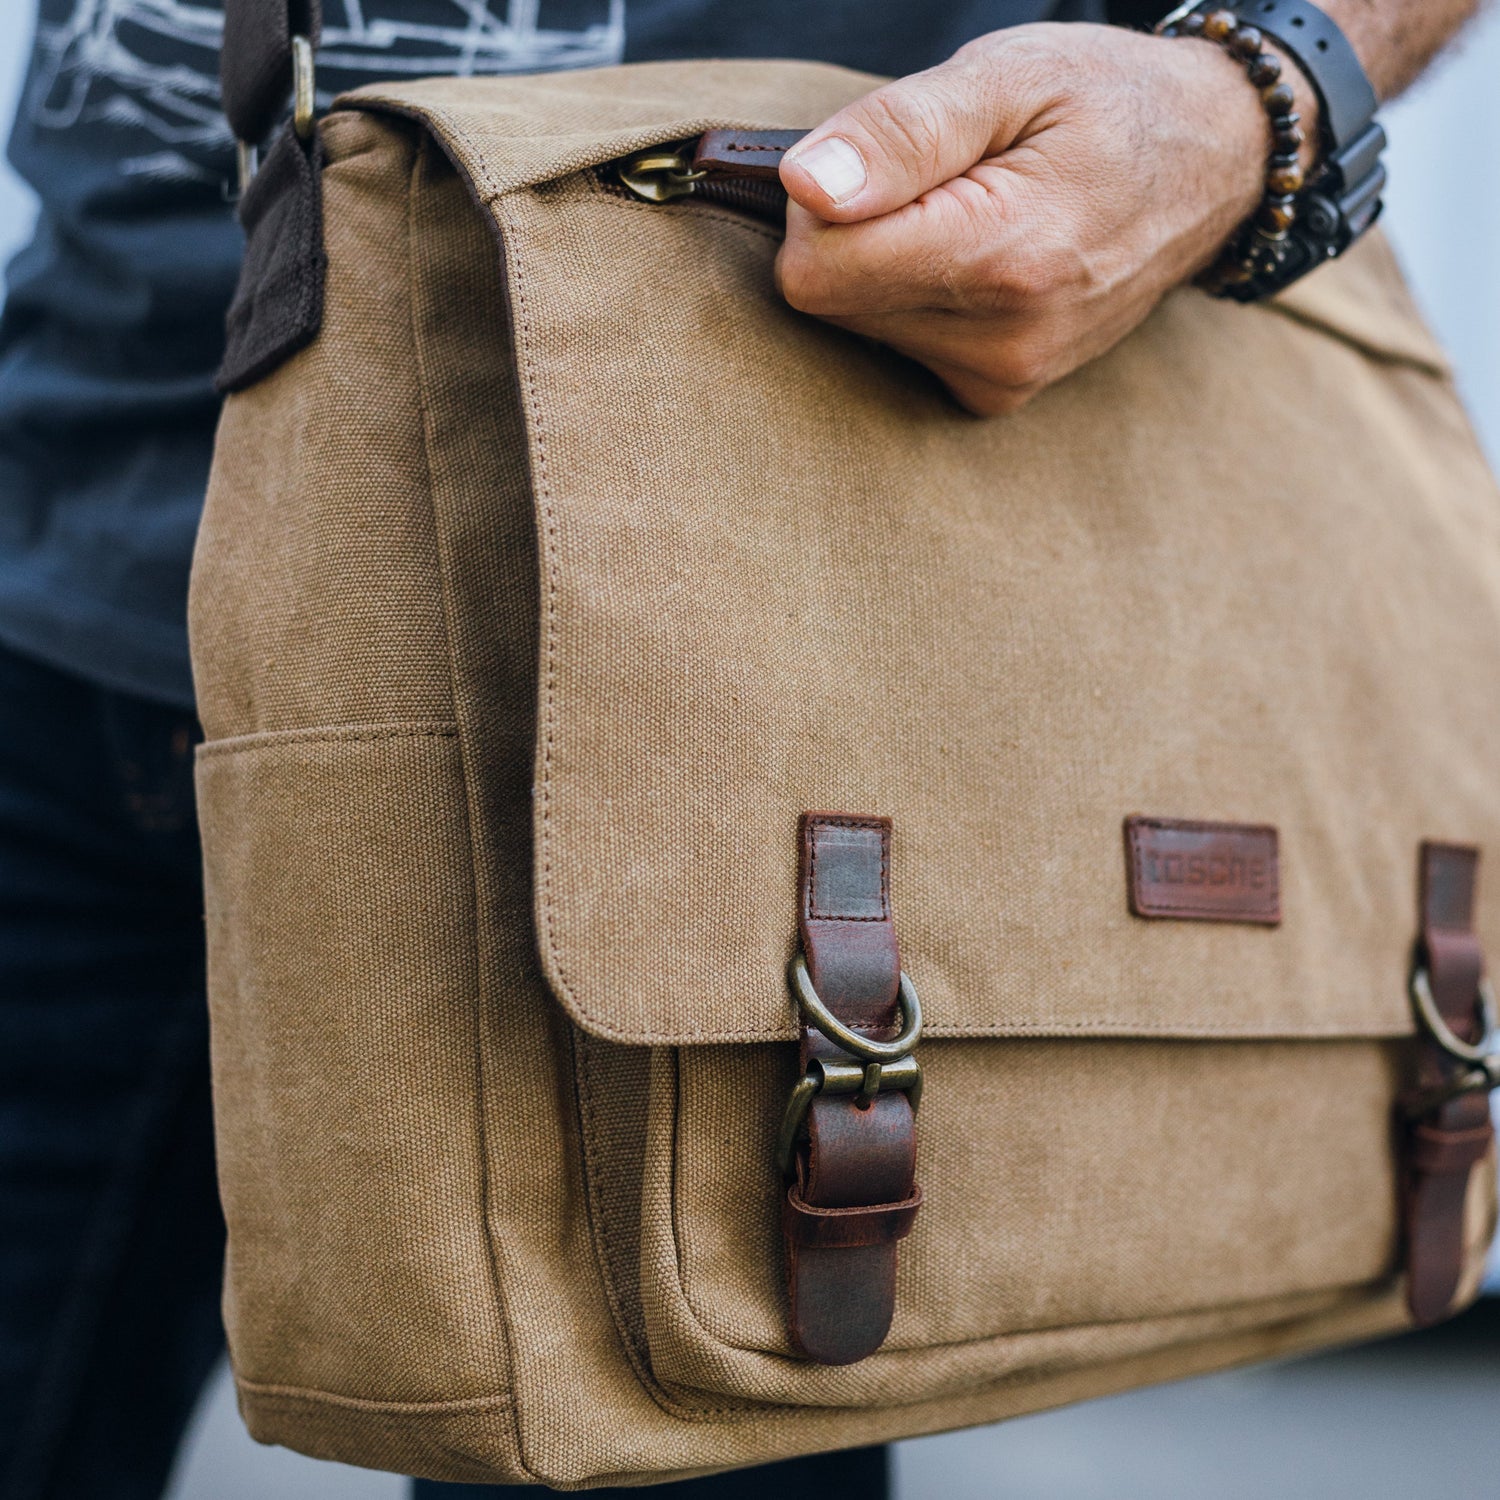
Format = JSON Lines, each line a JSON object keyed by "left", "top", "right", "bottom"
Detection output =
{"left": 1158, "top": 6, "right": 1313, "bottom": 295}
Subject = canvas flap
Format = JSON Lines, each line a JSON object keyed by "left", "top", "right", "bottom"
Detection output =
{"left": 349, "top": 63, "right": 1449, "bottom": 376}
{"left": 348, "top": 64, "right": 1498, "bottom": 1046}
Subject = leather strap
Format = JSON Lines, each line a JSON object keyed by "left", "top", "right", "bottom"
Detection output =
{"left": 1403, "top": 842, "right": 1494, "bottom": 1326}
{"left": 687, "top": 130, "right": 804, "bottom": 220}
{"left": 221, "top": 0, "right": 322, "bottom": 145}
{"left": 786, "top": 814, "right": 919, "bottom": 1365}
{"left": 784, "top": 1182, "right": 923, "bottom": 1249}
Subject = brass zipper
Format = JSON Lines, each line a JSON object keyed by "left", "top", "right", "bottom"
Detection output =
{"left": 616, "top": 147, "right": 706, "bottom": 202}
{"left": 614, "top": 144, "right": 790, "bottom": 224}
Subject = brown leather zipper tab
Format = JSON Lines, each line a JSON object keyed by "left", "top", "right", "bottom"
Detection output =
{"left": 691, "top": 128, "right": 808, "bottom": 180}
{"left": 614, "top": 130, "right": 807, "bottom": 220}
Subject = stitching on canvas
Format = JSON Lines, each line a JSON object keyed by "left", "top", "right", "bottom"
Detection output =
{"left": 406, "top": 130, "right": 522, "bottom": 1421}
{"left": 661, "top": 1049, "right": 784, "bottom": 1417}
{"left": 235, "top": 1373, "right": 513, "bottom": 1415}
{"left": 400, "top": 119, "right": 586, "bottom": 1488}
{"left": 806, "top": 815, "right": 891, "bottom": 923}
{"left": 568, "top": 1034, "right": 750, "bottom": 1419}
{"left": 494, "top": 195, "right": 584, "bottom": 1040}
{"left": 408, "top": 121, "right": 786, "bottom": 1040}
{"left": 196, "top": 722, "right": 459, "bottom": 758}
{"left": 581, "top": 1016, "right": 1412, "bottom": 1043}
{"left": 406, "top": 128, "right": 1335, "bottom": 1046}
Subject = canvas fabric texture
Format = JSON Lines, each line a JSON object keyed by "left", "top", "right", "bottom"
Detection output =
{"left": 189, "top": 62, "right": 1500, "bottom": 1488}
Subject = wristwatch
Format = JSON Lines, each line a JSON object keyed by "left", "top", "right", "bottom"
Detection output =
{"left": 1159, "top": 0, "right": 1387, "bottom": 300}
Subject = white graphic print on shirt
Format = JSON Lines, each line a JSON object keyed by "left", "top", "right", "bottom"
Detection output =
{"left": 27, "top": 0, "right": 627, "bottom": 181}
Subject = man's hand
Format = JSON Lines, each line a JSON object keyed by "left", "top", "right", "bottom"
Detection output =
{"left": 775, "top": 22, "right": 1311, "bottom": 415}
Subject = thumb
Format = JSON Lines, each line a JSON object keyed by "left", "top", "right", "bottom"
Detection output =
{"left": 780, "top": 58, "right": 1013, "bottom": 223}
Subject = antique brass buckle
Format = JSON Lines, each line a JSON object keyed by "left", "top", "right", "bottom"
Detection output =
{"left": 775, "top": 956, "right": 923, "bottom": 1175}
{"left": 1401, "top": 967, "right": 1500, "bottom": 1117}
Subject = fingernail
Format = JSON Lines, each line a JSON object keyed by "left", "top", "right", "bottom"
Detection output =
{"left": 789, "top": 135, "right": 867, "bottom": 206}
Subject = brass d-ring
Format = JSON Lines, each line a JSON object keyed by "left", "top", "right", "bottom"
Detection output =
{"left": 1411, "top": 967, "right": 1499, "bottom": 1066}
{"left": 789, "top": 955, "right": 922, "bottom": 1063}
{"left": 292, "top": 35, "right": 316, "bottom": 140}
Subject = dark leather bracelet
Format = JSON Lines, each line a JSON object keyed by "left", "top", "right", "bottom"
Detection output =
{"left": 1158, "top": 0, "right": 1386, "bottom": 301}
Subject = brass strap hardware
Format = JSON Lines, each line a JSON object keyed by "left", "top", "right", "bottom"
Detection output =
{"left": 233, "top": 33, "right": 316, "bottom": 197}
{"left": 776, "top": 957, "right": 923, "bottom": 1176}
{"left": 233, "top": 142, "right": 260, "bottom": 200}
{"left": 1401, "top": 967, "right": 1500, "bottom": 1117}
{"left": 616, "top": 148, "right": 706, "bottom": 203}
{"left": 1399, "top": 1058, "right": 1500, "bottom": 1119}
{"left": 789, "top": 955, "right": 922, "bottom": 1062}
{"left": 1411, "top": 967, "right": 1499, "bottom": 1067}
{"left": 292, "top": 35, "right": 317, "bottom": 142}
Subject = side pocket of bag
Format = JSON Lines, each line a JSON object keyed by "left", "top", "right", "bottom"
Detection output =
{"left": 197, "top": 722, "right": 511, "bottom": 1407}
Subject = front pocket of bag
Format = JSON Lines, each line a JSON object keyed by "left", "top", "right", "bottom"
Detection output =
{"left": 627, "top": 1034, "right": 1432, "bottom": 1409}
{"left": 195, "top": 722, "right": 511, "bottom": 1405}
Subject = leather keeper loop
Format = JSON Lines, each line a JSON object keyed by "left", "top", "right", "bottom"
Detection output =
{"left": 1407, "top": 1120, "right": 1493, "bottom": 1177}
{"left": 783, "top": 1184, "right": 923, "bottom": 1249}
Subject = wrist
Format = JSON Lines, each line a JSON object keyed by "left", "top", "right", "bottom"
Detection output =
{"left": 1155, "top": 32, "right": 1304, "bottom": 246}
{"left": 1171, "top": 27, "right": 1322, "bottom": 194}
{"left": 1158, "top": 2, "right": 1379, "bottom": 299}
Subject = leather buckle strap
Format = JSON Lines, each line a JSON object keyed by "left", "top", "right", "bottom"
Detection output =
{"left": 781, "top": 813, "right": 922, "bottom": 1365}
{"left": 1400, "top": 842, "right": 1498, "bottom": 1327}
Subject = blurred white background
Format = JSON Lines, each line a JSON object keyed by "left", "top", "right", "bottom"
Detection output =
{"left": 3, "top": 8, "right": 1500, "bottom": 1500}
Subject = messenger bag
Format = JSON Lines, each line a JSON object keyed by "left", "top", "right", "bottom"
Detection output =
{"left": 193, "top": 11, "right": 1500, "bottom": 1486}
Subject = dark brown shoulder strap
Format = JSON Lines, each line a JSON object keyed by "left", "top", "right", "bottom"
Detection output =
{"left": 217, "top": 124, "right": 326, "bottom": 394}
{"left": 784, "top": 814, "right": 921, "bottom": 1365}
{"left": 215, "top": 0, "right": 326, "bottom": 392}
{"left": 221, "top": 0, "right": 322, "bottom": 146}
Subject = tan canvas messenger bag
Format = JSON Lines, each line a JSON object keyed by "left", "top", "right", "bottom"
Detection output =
{"left": 193, "top": 5, "right": 1500, "bottom": 1487}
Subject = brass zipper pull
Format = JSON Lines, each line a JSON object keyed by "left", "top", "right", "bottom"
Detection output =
{"left": 616, "top": 148, "right": 706, "bottom": 203}
{"left": 616, "top": 130, "right": 807, "bottom": 204}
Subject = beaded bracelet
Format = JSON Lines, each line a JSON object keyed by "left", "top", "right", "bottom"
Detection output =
{"left": 1156, "top": 7, "right": 1312, "bottom": 296}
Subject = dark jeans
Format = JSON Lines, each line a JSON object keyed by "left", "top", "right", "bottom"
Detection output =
{"left": 0, "top": 644, "right": 888, "bottom": 1500}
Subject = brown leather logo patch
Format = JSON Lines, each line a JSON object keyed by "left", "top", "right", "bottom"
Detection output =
{"left": 1124, "top": 817, "right": 1280, "bottom": 926}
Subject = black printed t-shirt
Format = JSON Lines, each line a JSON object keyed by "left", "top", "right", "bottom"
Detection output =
{"left": 0, "top": 0, "right": 1099, "bottom": 705}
